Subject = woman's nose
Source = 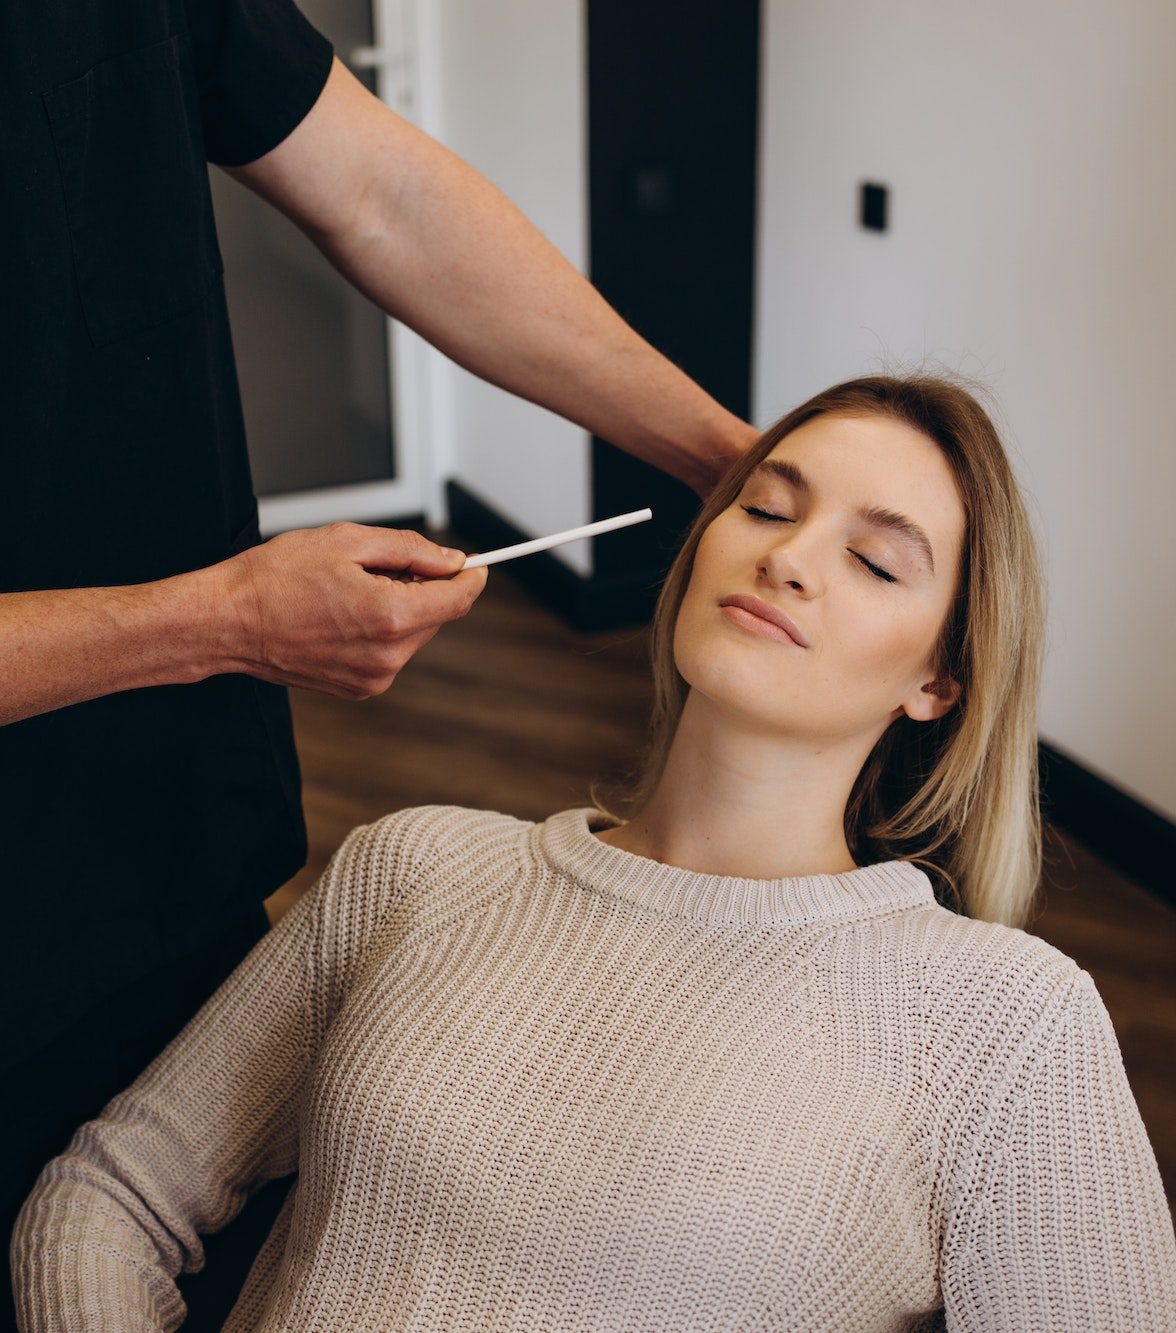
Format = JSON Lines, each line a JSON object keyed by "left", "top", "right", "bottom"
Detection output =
{"left": 757, "top": 538, "right": 821, "bottom": 596}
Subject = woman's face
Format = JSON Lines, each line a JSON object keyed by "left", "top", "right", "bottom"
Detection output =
{"left": 674, "top": 412, "right": 967, "bottom": 745}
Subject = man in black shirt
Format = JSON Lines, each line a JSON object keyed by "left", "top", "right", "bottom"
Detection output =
{"left": 1, "top": 1, "right": 754, "bottom": 1324}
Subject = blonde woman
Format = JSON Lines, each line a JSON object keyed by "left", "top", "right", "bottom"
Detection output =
{"left": 14, "top": 376, "right": 1175, "bottom": 1330}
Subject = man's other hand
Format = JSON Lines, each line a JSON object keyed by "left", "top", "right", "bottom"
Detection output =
{"left": 207, "top": 523, "right": 487, "bottom": 699}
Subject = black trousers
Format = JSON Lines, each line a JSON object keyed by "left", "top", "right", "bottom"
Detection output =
{"left": 2, "top": 905, "right": 295, "bottom": 1332}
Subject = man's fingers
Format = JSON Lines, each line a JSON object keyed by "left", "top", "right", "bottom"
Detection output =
{"left": 354, "top": 580, "right": 483, "bottom": 697}
{"left": 383, "top": 565, "right": 487, "bottom": 634}
{"left": 337, "top": 522, "right": 466, "bottom": 577}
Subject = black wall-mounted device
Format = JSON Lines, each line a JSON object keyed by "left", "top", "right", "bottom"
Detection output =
{"left": 860, "top": 181, "right": 889, "bottom": 231}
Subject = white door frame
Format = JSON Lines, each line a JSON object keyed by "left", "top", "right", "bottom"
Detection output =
{"left": 260, "top": 0, "right": 440, "bottom": 537}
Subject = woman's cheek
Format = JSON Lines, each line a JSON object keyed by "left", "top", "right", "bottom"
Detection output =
{"left": 841, "top": 616, "right": 923, "bottom": 696}
{"left": 671, "top": 599, "right": 707, "bottom": 687}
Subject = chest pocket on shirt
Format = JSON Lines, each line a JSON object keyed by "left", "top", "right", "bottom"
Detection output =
{"left": 44, "top": 34, "right": 222, "bottom": 348}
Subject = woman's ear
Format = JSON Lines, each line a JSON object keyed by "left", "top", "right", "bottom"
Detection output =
{"left": 902, "top": 674, "right": 961, "bottom": 723}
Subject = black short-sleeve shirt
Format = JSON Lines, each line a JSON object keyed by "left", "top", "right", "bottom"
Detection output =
{"left": 0, "top": 0, "right": 333, "bottom": 1064}
{"left": 191, "top": 0, "right": 333, "bottom": 167}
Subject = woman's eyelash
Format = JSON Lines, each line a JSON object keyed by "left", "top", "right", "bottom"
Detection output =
{"left": 739, "top": 504, "right": 897, "bottom": 583}
{"left": 856, "top": 556, "right": 897, "bottom": 583}
{"left": 741, "top": 504, "right": 792, "bottom": 523}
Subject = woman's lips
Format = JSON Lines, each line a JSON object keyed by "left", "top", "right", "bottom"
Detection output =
{"left": 718, "top": 595, "right": 810, "bottom": 648}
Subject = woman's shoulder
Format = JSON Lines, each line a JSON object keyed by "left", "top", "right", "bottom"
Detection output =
{"left": 910, "top": 901, "right": 1083, "bottom": 996}
{"left": 361, "top": 802, "right": 536, "bottom": 852}
{"left": 341, "top": 804, "right": 540, "bottom": 892}
{"left": 905, "top": 903, "right": 1110, "bottom": 1096}
{"left": 886, "top": 897, "right": 1087, "bottom": 1036}
{"left": 309, "top": 806, "right": 542, "bottom": 956}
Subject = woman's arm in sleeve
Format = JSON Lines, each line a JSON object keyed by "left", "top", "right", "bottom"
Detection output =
{"left": 9, "top": 820, "right": 381, "bottom": 1332}
{"left": 939, "top": 970, "right": 1176, "bottom": 1331}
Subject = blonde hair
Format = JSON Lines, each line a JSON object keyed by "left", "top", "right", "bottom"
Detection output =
{"left": 598, "top": 374, "right": 1047, "bottom": 928}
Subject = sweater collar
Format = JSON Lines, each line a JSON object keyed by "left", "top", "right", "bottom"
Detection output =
{"left": 538, "top": 807, "right": 937, "bottom": 927}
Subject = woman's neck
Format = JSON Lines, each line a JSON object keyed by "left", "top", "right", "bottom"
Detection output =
{"left": 597, "top": 691, "right": 878, "bottom": 880}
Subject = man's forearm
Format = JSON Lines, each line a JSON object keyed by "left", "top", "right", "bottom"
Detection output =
{"left": 230, "top": 60, "right": 759, "bottom": 494}
{"left": 0, "top": 524, "right": 485, "bottom": 726}
{"left": 323, "top": 163, "right": 754, "bottom": 492}
{"left": 0, "top": 575, "right": 217, "bottom": 726}
{"left": 329, "top": 184, "right": 754, "bottom": 492}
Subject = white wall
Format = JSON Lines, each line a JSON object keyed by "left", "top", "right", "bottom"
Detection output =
{"left": 421, "top": 0, "right": 593, "bottom": 575}
{"left": 755, "top": 0, "right": 1176, "bottom": 821}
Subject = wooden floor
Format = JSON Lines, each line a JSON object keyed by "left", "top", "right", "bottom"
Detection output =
{"left": 268, "top": 564, "right": 1176, "bottom": 1206}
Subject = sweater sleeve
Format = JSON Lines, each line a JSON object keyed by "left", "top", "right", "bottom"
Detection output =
{"left": 939, "top": 969, "right": 1176, "bottom": 1331}
{"left": 10, "top": 817, "right": 399, "bottom": 1332}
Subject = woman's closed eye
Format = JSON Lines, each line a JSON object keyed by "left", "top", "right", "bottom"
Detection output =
{"left": 739, "top": 504, "right": 898, "bottom": 583}
{"left": 741, "top": 503, "right": 794, "bottom": 524}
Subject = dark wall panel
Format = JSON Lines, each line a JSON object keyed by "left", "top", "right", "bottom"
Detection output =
{"left": 587, "top": 0, "right": 760, "bottom": 591}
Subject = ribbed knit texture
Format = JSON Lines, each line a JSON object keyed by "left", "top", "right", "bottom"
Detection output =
{"left": 11, "top": 805, "right": 1176, "bottom": 1331}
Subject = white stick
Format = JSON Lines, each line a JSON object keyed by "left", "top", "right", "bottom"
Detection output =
{"left": 461, "top": 508, "right": 653, "bottom": 569}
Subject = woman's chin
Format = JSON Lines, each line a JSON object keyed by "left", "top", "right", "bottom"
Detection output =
{"left": 679, "top": 637, "right": 800, "bottom": 704}
{"left": 680, "top": 668, "right": 811, "bottom": 730}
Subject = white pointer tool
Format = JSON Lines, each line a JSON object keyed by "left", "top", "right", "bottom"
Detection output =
{"left": 461, "top": 508, "right": 653, "bottom": 570}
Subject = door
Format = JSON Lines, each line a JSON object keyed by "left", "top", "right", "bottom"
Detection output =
{"left": 210, "top": 0, "right": 429, "bottom": 535}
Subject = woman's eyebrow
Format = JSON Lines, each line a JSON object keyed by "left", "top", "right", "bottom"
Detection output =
{"left": 748, "top": 459, "right": 937, "bottom": 575}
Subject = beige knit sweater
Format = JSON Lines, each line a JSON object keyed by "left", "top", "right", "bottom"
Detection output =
{"left": 12, "top": 806, "right": 1176, "bottom": 1331}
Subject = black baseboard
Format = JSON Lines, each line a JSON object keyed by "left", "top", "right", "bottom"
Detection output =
{"left": 446, "top": 480, "right": 668, "bottom": 633}
{"left": 1039, "top": 741, "right": 1174, "bottom": 908}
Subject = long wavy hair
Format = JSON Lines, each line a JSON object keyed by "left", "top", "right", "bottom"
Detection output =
{"left": 597, "top": 374, "right": 1047, "bottom": 928}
